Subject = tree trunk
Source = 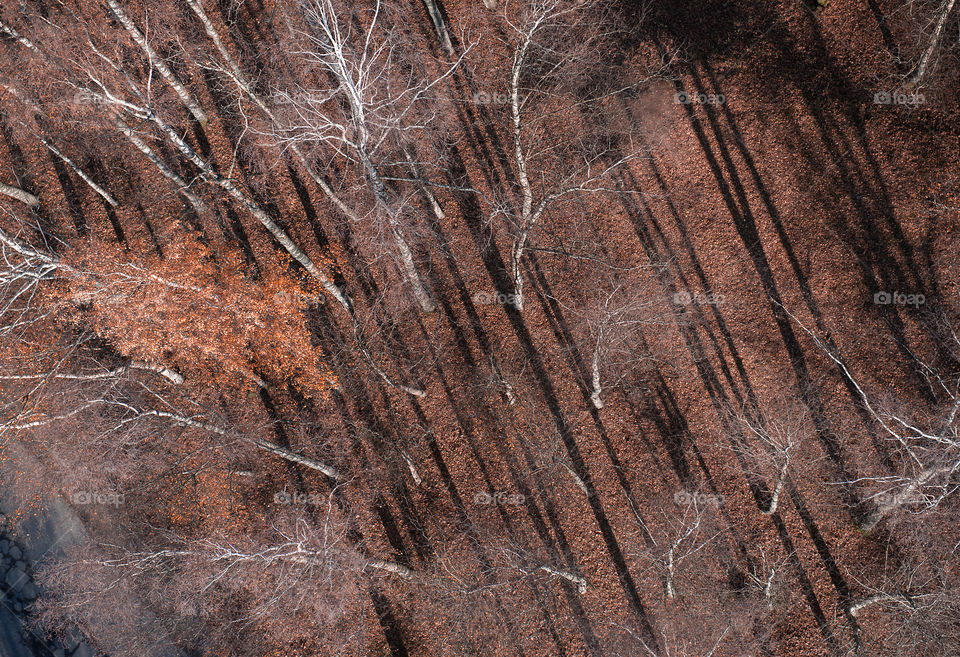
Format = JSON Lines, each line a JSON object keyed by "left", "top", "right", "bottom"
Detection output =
{"left": 508, "top": 35, "right": 536, "bottom": 312}
{"left": 184, "top": 0, "right": 362, "bottom": 224}
{"left": 848, "top": 593, "right": 913, "bottom": 617}
{"left": 146, "top": 410, "right": 342, "bottom": 480}
{"left": 402, "top": 144, "right": 445, "bottom": 222}
{"left": 0, "top": 182, "right": 39, "bottom": 207}
{"left": 115, "top": 118, "right": 210, "bottom": 216}
{"left": 859, "top": 465, "right": 946, "bottom": 531}
{"left": 906, "top": 0, "right": 958, "bottom": 88}
{"left": 360, "top": 152, "right": 437, "bottom": 313}
{"left": 538, "top": 565, "right": 587, "bottom": 594}
{"left": 762, "top": 460, "right": 789, "bottom": 515}
{"left": 590, "top": 343, "right": 603, "bottom": 409}
{"left": 35, "top": 135, "right": 119, "bottom": 207}
{"left": 105, "top": 0, "right": 208, "bottom": 123}
{"left": 665, "top": 550, "right": 676, "bottom": 599}
{"left": 137, "top": 110, "right": 354, "bottom": 313}
{"left": 367, "top": 559, "right": 416, "bottom": 579}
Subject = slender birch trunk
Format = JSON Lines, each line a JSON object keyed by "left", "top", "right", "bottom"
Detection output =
{"left": 0, "top": 182, "right": 39, "bottom": 207}
{"left": 906, "top": 0, "right": 957, "bottom": 88}
{"left": 105, "top": 0, "right": 208, "bottom": 123}
{"left": 360, "top": 150, "right": 437, "bottom": 313}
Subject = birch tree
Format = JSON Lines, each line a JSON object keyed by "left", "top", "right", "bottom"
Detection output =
{"left": 272, "top": 0, "right": 473, "bottom": 313}
{"left": 725, "top": 395, "right": 813, "bottom": 515}
{"left": 0, "top": 5, "right": 428, "bottom": 396}
{"left": 492, "top": 0, "right": 669, "bottom": 310}
{"left": 631, "top": 497, "right": 722, "bottom": 601}
{"left": 561, "top": 269, "right": 674, "bottom": 409}
{"left": 783, "top": 305, "right": 960, "bottom": 531}
{"left": 843, "top": 530, "right": 960, "bottom": 657}
{"left": 102, "top": 0, "right": 208, "bottom": 123}
{"left": 36, "top": 508, "right": 411, "bottom": 657}
{"left": 0, "top": 4, "right": 351, "bottom": 308}
{"left": 903, "top": 0, "right": 958, "bottom": 89}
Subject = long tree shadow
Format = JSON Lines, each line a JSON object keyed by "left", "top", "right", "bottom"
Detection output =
{"left": 689, "top": 60, "right": 900, "bottom": 463}
{"left": 441, "top": 153, "right": 661, "bottom": 651}
{"left": 754, "top": 15, "right": 958, "bottom": 393}
{"left": 668, "top": 67, "right": 866, "bottom": 519}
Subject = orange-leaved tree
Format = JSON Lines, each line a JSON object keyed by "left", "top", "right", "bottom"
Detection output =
{"left": 54, "top": 226, "right": 337, "bottom": 398}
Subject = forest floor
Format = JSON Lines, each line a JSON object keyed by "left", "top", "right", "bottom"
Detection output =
{"left": 0, "top": 0, "right": 957, "bottom": 655}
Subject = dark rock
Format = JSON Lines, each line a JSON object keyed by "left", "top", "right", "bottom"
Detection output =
{"left": 71, "top": 644, "right": 94, "bottom": 657}
{"left": 5, "top": 567, "right": 26, "bottom": 590}
{"left": 19, "top": 581, "right": 37, "bottom": 600}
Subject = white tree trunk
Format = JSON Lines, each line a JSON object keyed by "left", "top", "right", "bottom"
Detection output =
{"left": 590, "top": 343, "right": 603, "bottom": 409}
{"left": 860, "top": 465, "right": 948, "bottom": 531}
{"left": 401, "top": 450, "right": 423, "bottom": 485}
{"left": 762, "top": 458, "right": 790, "bottom": 515}
{"left": 105, "top": 0, "right": 208, "bottom": 123}
{"left": 539, "top": 565, "right": 587, "bottom": 594}
{"left": 665, "top": 549, "right": 676, "bottom": 599}
{"left": 36, "top": 136, "right": 119, "bottom": 207}
{"left": 136, "top": 110, "right": 354, "bottom": 313}
{"left": 848, "top": 593, "right": 913, "bottom": 617}
{"left": 906, "top": 0, "right": 958, "bottom": 88}
{"left": 144, "top": 410, "right": 342, "bottom": 480}
{"left": 507, "top": 23, "right": 544, "bottom": 313}
{"left": 402, "top": 144, "right": 445, "bottom": 221}
{"left": 184, "top": 0, "right": 362, "bottom": 224}
{"left": 360, "top": 152, "right": 437, "bottom": 313}
{"left": 0, "top": 361, "right": 183, "bottom": 385}
{"left": 367, "top": 559, "right": 416, "bottom": 579}
{"left": 115, "top": 118, "right": 210, "bottom": 216}
{"left": 0, "top": 182, "right": 38, "bottom": 207}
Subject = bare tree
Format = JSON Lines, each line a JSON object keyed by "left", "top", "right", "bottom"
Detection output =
{"left": 36, "top": 505, "right": 411, "bottom": 657}
{"left": 559, "top": 267, "right": 674, "bottom": 409}
{"left": 783, "top": 305, "right": 960, "bottom": 531}
{"left": 631, "top": 497, "right": 721, "bottom": 601}
{"left": 183, "top": 0, "right": 361, "bottom": 224}
{"left": 0, "top": 6, "right": 430, "bottom": 396}
{"left": 738, "top": 545, "right": 791, "bottom": 612}
{"left": 725, "top": 395, "right": 814, "bottom": 515}
{"left": 103, "top": 0, "right": 208, "bottom": 122}
{"left": 604, "top": 600, "right": 764, "bottom": 657}
{"left": 273, "top": 0, "right": 473, "bottom": 313}
{"left": 903, "top": 0, "right": 958, "bottom": 89}
{"left": 488, "top": 0, "right": 669, "bottom": 310}
{"left": 0, "top": 363, "right": 344, "bottom": 482}
{"left": 842, "top": 527, "right": 960, "bottom": 657}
